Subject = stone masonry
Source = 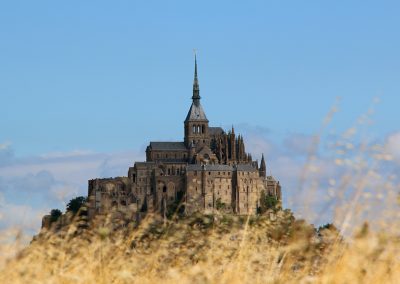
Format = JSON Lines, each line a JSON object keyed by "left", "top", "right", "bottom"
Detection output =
{"left": 87, "top": 56, "right": 282, "bottom": 218}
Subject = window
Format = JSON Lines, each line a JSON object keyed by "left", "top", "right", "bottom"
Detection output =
{"left": 168, "top": 168, "right": 171, "bottom": 175}
{"left": 202, "top": 125, "right": 205, "bottom": 133}
{"left": 209, "top": 172, "right": 211, "bottom": 175}
{"left": 197, "top": 125, "right": 201, "bottom": 133}
{"left": 193, "top": 125, "right": 196, "bottom": 134}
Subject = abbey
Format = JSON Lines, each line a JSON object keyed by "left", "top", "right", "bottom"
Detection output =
{"left": 87, "top": 57, "right": 282, "bottom": 218}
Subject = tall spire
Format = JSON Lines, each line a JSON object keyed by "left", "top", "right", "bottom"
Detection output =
{"left": 192, "top": 52, "right": 200, "bottom": 106}
{"left": 259, "top": 154, "right": 266, "bottom": 178}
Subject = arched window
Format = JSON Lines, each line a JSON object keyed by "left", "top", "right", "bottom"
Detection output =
{"left": 202, "top": 125, "right": 205, "bottom": 133}
{"left": 197, "top": 125, "right": 201, "bottom": 134}
{"left": 193, "top": 125, "right": 196, "bottom": 134}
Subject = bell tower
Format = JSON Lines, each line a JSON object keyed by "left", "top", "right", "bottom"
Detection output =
{"left": 184, "top": 55, "right": 210, "bottom": 147}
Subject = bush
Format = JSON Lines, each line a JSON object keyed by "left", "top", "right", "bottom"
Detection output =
{"left": 257, "top": 191, "right": 279, "bottom": 214}
{"left": 216, "top": 198, "right": 226, "bottom": 211}
{"left": 66, "top": 196, "right": 87, "bottom": 214}
{"left": 50, "top": 209, "right": 62, "bottom": 223}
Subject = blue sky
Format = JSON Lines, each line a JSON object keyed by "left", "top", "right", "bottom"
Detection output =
{"left": 1, "top": 1, "right": 400, "bottom": 233}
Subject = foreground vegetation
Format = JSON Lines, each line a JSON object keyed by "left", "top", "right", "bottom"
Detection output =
{"left": 1, "top": 209, "right": 399, "bottom": 284}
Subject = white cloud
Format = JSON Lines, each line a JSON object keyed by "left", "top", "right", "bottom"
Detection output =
{"left": 0, "top": 147, "right": 144, "bottom": 234}
{"left": 0, "top": 193, "right": 46, "bottom": 234}
{"left": 38, "top": 150, "right": 95, "bottom": 159}
{"left": 385, "top": 132, "right": 400, "bottom": 162}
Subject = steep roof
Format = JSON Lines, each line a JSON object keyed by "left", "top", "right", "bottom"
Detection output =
{"left": 184, "top": 102, "right": 208, "bottom": 122}
{"left": 149, "top": 142, "right": 187, "bottom": 151}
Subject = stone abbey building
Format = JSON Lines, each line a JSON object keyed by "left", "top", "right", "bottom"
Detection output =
{"left": 87, "top": 57, "right": 282, "bottom": 218}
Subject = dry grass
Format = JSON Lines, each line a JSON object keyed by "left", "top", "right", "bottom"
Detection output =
{"left": 0, "top": 210, "right": 399, "bottom": 284}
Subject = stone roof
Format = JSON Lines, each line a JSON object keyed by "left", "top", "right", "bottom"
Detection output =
{"left": 149, "top": 142, "right": 187, "bottom": 151}
{"left": 209, "top": 127, "right": 224, "bottom": 136}
{"left": 236, "top": 164, "right": 258, "bottom": 172}
{"left": 185, "top": 102, "right": 208, "bottom": 122}
{"left": 187, "top": 164, "right": 234, "bottom": 171}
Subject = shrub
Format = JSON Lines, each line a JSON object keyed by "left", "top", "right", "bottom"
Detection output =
{"left": 50, "top": 209, "right": 62, "bottom": 223}
{"left": 257, "top": 191, "right": 279, "bottom": 214}
{"left": 66, "top": 196, "right": 87, "bottom": 214}
{"left": 216, "top": 198, "right": 226, "bottom": 211}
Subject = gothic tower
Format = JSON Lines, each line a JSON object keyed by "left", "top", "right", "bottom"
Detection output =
{"left": 259, "top": 154, "right": 266, "bottom": 178}
{"left": 184, "top": 55, "right": 210, "bottom": 147}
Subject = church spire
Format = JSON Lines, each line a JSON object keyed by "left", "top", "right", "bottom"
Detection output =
{"left": 192, "top": 53, "right": 200, "bottom": 106}
{"left": 259, "top": 154, "right": 266, "bottom": 178}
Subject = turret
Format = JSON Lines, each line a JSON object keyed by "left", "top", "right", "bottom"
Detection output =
{"left": 259, "top": 154, "right": 266, "bottom": 178}
{"left": 230, "top": 126, "right": 236, "bottom": 162}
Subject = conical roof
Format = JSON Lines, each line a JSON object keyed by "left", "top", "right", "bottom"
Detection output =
{"left": 185, "top": 54, "right": 208, "bottom": 122}
{"left": 185, "top": 102, "right": 208, "bottom": 122}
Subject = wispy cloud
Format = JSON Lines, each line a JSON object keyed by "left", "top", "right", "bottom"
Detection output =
{"left": 385, "top": 132, "right": 400, "bottom": 163}
{"left": 0, "top": 144, "right": 144, "bottom": 234}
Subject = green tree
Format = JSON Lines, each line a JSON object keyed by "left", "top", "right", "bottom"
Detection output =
{"left": 66, "top": 196, "right": 87, "bottom": 214}
{"left": 265, "top": 195, "right": 278, "bottom": 209}
{"left": 50, "top": 209, "right": 62, "bottom": 223}
{"left": 257, "top": 191, "right": 278, "bottom": 214}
